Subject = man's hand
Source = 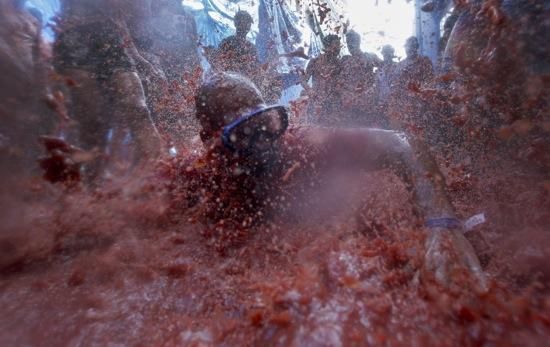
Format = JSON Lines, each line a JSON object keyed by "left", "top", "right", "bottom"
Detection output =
{"left": 423, "top": 227, "right": 486, "bottom": 289}
{"left": 306, "top": 128, "right": 487, "bottom": 289}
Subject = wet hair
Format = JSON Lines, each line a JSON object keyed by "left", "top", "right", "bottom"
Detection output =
{"left": 234, "top": 10, "right": 253, "bottom": 25}
{"left": 195, "top": 72, "right": 264, "bottom": 142}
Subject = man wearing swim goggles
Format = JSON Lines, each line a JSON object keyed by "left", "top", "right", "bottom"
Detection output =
{"left": 221, "top": 104, "right": 289, "bottom": 154}
{"left": 191, "top": 72, "right": 485, "bottom": 288}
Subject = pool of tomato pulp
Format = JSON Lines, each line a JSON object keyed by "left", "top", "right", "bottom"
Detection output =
{"left": 0, "top": 147, "right": 549, "bottom": 346}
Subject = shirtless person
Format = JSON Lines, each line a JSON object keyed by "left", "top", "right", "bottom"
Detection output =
{"left": 387, "top": 37, "right": 434, "bottom": 135}
{"left": 376, "top": 44, "right": 397, "bottom": 126}
{"left": 54, "top": 0, "right": 160, "bottom": 181}
{"left": 302, "top": 34, "right": 344, "bottom": 125}
{"left": 215, "top": 10, "right": 259, "bottom": 79}
{"left": 396, "top": 37, "right": 434, "bottom": 87}
{"left": 168, "top": 72, "right": 485, "bottom": 287}
{"left": 340, "top": 30, "right": 380, "bottom": 126}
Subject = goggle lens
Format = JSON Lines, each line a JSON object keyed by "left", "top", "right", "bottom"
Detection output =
{"left": 222, "top": 105, "right": 289, "bottom": 152}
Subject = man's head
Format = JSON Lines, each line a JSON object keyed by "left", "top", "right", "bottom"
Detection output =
{"left": 195, "top": 72, "right": 285, "bottom": 175}
{"left": 381, "top": 45, "right": 395, "bottom": 63}
{"left": 345, "top": 30, "right": 362, "bottom": 55}
{"left": 322, "top": 34, "right": 342, "bottom": 57}
{"left": 234, "top": 10, "right": 253, "bottom": 38}
{"left": 405, "top": 36, "right": 419, "bottom": 58}
{"left": 195, "top": 72, "right": 265, "bottom": 143}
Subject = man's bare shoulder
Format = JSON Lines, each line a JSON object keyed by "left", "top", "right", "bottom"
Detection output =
{"left": 284, "top": 126, "right": 407, "bottom": 148}
{"left": 279, "top": 126, "right": 410, "bottom": 170}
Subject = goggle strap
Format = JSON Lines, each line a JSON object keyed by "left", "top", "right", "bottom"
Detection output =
{"left": 221, "top": 105, "right": 289, "bottom": 152}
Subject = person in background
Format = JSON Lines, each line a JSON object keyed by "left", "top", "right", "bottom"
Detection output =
{"left": 375, "top": 44, "right": 397, "bottom": 127}
{"left": 387, "top": 37, "right": 434, "bottom": 136}
{"left": 302, "top": 34, "right": 344, "bottom": 125}
{"left": 147, "top": 0, "right": 201, "bottom": 148}
{"left": 395, "top": 37, "right": 434, "bottom": 91}
{"left": 215, "top": 10, "right": 259, "bottom": 79}
{"left": 150, "top": 0, "right": 199, "bottom": 81}
{"left": 0, "top": 0, "right": 53, "bottom": 176}
{"left": 339, "top": 30, "right": 380, "bottom": 126}
{"left": 54, "top": 0, "right": 160, "bottom": 182}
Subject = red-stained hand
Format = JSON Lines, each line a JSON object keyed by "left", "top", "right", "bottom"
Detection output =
{"left": 423, "top": 227, "right": 486, "bottom": 289}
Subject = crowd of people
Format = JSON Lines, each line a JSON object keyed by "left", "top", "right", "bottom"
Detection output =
{"left": 52, "top": 2, "right": 463, "bottom": 177}
{"left": 205, "top": 12, "right": 438, "bottom": 133}
{"left": 1, "top": 0, "right": 546, "bottom": 175}
{"left": 301, "top": 32, "right": 434, "bottom": 130}
{"left": 0, "top": 0, "right": 548, "bottom": 344}
{"left": 0, "top": 0, "right": 490, "bottom": 286}
{"left": 0, "top": 0, "right": 546, "bottom": 255}
{"left": 0, "top": 0, "right": 545, "bottom": 215}
{"left": 0, "top": 0, "right": 203, "bottom": 181}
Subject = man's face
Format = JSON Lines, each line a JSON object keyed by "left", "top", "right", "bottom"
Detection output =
{"left": 236, "top": 19, "right": 252, "bottom": 35}
{"left": 405, "top": 39, "right": 419, "bottom": 58}
{"left": 218, "top": 105, "right": 284, "bottom": 178}
{"left": 326, "top": 41, "right": 342, "bottom": 56}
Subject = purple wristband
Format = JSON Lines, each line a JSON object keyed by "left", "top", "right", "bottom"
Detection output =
{"left": 425, "top": 217, "right": 462, "bottom": 229}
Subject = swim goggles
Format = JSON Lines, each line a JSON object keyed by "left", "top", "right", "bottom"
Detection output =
{"left": 221, "top": 105, "right": 289, "bottom": 152}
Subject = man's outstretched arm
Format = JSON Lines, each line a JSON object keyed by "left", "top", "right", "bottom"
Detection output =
{"left": 376, "top": 131, "right": 485, "bottom": 287}
{"left": 324, "top": 128, "right": 486, "bottom": 287}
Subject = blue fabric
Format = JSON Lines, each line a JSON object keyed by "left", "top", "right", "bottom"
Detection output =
{"left": 25, "top": 0, "right": 60, "bottom": 40}
{"left": 26, "top": 0, "right": 59, "bottom": 20}
{"left": 425, "top": 217, "right": 462, "bottom": 230}
{"left": 221, "top": 105, "right": 289, "bottom": 152}
{"left": 256, "top": 0, "right": 302, "bottom": 63}
{"left": 185, "top": 0, "right": 254, "bottom": 48}
{"left": 194, "top": 0, "right": 235, "bottom": 47}
{"left": 186, "top": 0, "right": 305, "bottom": 61}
